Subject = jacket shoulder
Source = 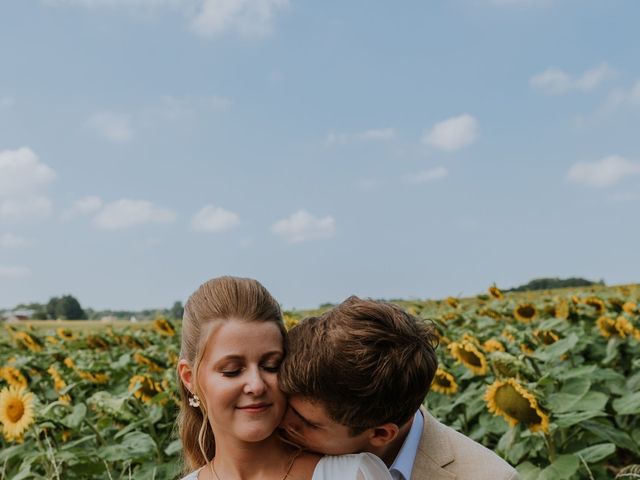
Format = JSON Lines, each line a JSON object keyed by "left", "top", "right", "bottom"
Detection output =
{"left": 413, "top": 410, "right": 519, "bottom": 480}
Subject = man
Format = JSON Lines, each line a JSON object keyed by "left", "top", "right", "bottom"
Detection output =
{"left": 278, "top": 296, "right": 519, "bottom": 480}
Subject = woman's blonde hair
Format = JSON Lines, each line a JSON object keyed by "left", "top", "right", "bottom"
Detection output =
{"left": 177, "top": 276, "right": 284, "bottom": 473}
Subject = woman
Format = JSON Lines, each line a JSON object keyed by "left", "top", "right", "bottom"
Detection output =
{"left": 177, "top": 276, "right": 391, "bottom": 480}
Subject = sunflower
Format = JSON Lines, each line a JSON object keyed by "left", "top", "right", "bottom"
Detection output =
{"left": 615, "top": 316, "right": 634, "bottom": 337}
{"left": 448, "top": 341, "right": 488, "bottom": 375}
{"left": 431, "top": 368, "right": 458, "bottom": 395}
{"left": 56, "top": 328, "right": 77, "bottom": 341}
{"left": 533, "top": 329, "right": 559, "bottom": 345}
{"left": 519, "top": 341, "right": 536, "bottom": 356}
{"left": 478, "top": 308, "right": 501, "bottom": 320}
{"left": 133, "top": 352, "right": 163, "bottom": 372}
{"left": 483, "top": 339, "right": 505, "bottom": 353}
{"left": 63, "top": 357, "right": 76, "bottom": 369}
{"left": 501, "top": 329, "right": 516, "bottom": 343}
{"left": 128, "top": 375, "right": 163, "bottom": 403}
{"left": 597, "top": 316, "right": 617, "bottom": 338}
{"left": 0, "top": 386, "right": 35, "bottom": 442}
{"left": 446, "top": 297, "right": 459, "bottom": 309}
{"left": 514, "top": 304, "right": 537, "bottom": 323}
{"left": 490, "top": 352, "right": 522, "bottom": 378}
{"left": 59, "top": 394, "right": 71, "bottom": 406}
{"left": 45, "top": 336, "right": 59, "bottom": 345}
{"left": 441, "top": 312, "right": 460, "bottom": 322}
{"left": 489, "top": 285, "right": 504, "bottom": 300}
{"left": 153, "top": 317, "right": 176, "bottom": 337}
{"left": 168, "top": 350, "right": 180, "bottom": 367}
{"left": 554, "top": 299, "right": 570, "bottom": 320}
{"left": 284, "top": 314, "right": 300, "bottom": 331}
{"left": 0, "top": 367, "right": 28, "bottom": 389}
{"left": 14, "top": 331, "right": 43, "bottom": 352}
{"left": 584, "top": 297, "right": 606, "bottom": 315}
{"left": 86, "top": 335, "right": 110, "bottom": 350}
{"left": 485, "top": 378, "right": 549, "bottom": 433}
{"left": 77, "top": 370, "right": 109, "bottom": 384}
{"left": 623, "top": 302, "right": 638, "bottom": 315}
{"left": 47, "top": 366, "right": 67, "bottom": 392}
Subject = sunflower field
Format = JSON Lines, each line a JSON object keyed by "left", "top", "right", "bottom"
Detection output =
{"left": 1, "top": 284, "right": 640, "bottom": 479}
{"left": 416, "top": 283, "right": 640, "bottom": 479}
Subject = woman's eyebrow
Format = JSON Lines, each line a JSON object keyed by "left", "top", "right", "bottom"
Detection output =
{"left": 260, "top": 350, "right": 284, "bottom": 360}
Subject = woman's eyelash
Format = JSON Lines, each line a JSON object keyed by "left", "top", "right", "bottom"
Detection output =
{"left": 221, "top": 370, "right": 241, "bottom": 377}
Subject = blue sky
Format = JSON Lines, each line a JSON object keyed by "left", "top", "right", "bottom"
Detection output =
{"left": 1, "top": 0, "right": 639, "bottom": 311}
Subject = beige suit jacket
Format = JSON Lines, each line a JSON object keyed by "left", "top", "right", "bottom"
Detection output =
{"left": 410, "top": 408, "right": 520, "bottom": 480}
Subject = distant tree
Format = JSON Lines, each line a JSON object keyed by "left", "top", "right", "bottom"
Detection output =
{"left": 31, "top": 310, "right": 48, "bottom": 320}
{"left": 46, "top": 295, "right": 87, "bottom": 320}
{"left": 508, "top": 277, "right": 604, "bottom": 292}
{"left": 170, "top": 301, "right": 184, "bottom": 320}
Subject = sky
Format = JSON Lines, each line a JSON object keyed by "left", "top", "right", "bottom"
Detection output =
{"left": 1, "top": 0, "right": 639, "bottom": 311}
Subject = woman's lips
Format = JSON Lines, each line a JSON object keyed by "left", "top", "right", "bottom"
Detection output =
{"left": 237, "top": 403, "right": 271, "bottom": 413}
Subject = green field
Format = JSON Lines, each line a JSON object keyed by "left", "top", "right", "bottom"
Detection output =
{"left": 1, "top": 283, "right": 639, "bottom": 479}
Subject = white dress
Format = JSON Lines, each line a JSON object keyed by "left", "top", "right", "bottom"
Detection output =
{"left": 180, "top": 452, "right": 392, "bottom": 480}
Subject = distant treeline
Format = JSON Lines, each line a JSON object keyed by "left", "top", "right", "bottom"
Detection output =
{"left": 505, "top": 277, "right": 604, "bottom": 292}
{"left": 11, "top": 297, "right": 184, "bottom": 321}
{"left": 7, "top": 277, "right": 604, "bottom": 321}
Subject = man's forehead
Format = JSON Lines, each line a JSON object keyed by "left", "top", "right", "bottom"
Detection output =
{"left": 288, "top": 396, "right": 333, "bottom": 426}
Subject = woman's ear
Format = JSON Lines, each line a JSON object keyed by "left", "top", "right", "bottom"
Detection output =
{"left": 178, "top": 359, "right": 194, "bottom": 393}
{"left": 368, "top": 423, "right": 400, "bottom": 447}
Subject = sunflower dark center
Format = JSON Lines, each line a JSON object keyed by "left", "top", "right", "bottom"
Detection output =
{"left": 495, "top": 384, "right": 542, "bottom": 425}
{"left": 7, "top": 399, "right": 25, "bottom": 423}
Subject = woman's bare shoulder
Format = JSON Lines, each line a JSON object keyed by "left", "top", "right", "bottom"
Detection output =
{"left": 287, "top": 450, "right": 321, "bottom": 480}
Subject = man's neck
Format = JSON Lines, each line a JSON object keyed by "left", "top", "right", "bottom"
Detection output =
{"left": 372, "top": 418, "right": 414, "bottom": 467}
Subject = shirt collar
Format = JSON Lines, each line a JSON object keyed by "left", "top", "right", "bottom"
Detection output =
{"left": 389, "top": 410, "right": 423, "bottom": 480}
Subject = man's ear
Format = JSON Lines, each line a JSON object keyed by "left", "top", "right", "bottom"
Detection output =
{"left": 177, "top": 359, "right": 194, "bottom": 393}
{"left": 367, "top": 423, "right": 400, "bottom": 447}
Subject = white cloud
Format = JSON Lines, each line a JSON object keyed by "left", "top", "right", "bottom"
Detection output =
{"left": 0, "top": 148, "right": 56, "bottom": 197}
{"left": 191, "top": 205, "right": 240, "bottom": 232}
{"left": 87, "top": 112, "right": 132, "bottom": 143}
{"left": 422, "top": 114, "right": 478, "bottom": 152}
{"left": 0, "top": 265, "right": 31, "bottom": 278}
{"left": 0, "top": 148, "right": 56, "bottom": 221}
{"left": 325, "top": 127, "right": 396, "bottom": 146}
{"left": 271, "top": 210, "right": 336, "bottom": 243}
{"left": 190, "top": 0, "right": 289, "bottom": 37}
{"left": 44, "top": 0, "right": 289, "bottom": 38}
{"left": 403, "top": 166, "right": 448, "bottom": 184}
{"left": 92, "top": 199, "right": 176, "bottom": 229}
{"left": 530, "top": 68, "right": 572, "bottom": 94}
{"left": 574, "top": 80, "right": 640, "bottom": 125}
{"left": 567, "top": 155, "right": 640, "bottom": 188}
{"left": 0, "top": 96, "right": 15, "bottom": 109}
{"left": 0, "top": 233, "right": 34, "bottom": 248}
{"left": 530, "top": 63, "right": 614, "bottom": 94}
{"left": 61, "top": 196, "right": 104, "bottom": 220}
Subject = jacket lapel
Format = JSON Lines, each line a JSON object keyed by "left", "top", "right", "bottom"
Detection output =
{"left": 410, "top": 407, "right": 456, "bottom": 480}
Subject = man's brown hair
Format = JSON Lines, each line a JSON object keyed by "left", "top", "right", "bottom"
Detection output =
{"left": 279, "top": 296, "right": 439, "bottom": 434}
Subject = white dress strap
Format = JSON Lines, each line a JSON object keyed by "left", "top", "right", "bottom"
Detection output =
{"left": 312, "top": 452, "right": 392, "bottom": 480}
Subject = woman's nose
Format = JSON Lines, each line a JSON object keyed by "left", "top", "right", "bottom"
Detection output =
{"left": 243, "top": 368, "right": 267, "bottom": 395}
